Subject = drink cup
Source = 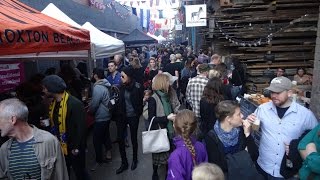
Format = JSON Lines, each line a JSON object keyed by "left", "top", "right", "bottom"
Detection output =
{"left": 252, "top": 118, "right": 260, "bottom": 131}
{"left": 41, "top": 118, "right": 50, "bottom": 127}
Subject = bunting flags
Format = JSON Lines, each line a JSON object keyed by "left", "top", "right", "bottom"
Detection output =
{"left": 140, "top": 9, "right": 150, "bottom": 29}
{"left": 149, "top": 20, "right": 155, "bottom": 34}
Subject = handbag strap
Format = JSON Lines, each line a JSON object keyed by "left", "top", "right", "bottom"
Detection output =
{"left": 148, "top": 117, "right": 156, "bottom": 131}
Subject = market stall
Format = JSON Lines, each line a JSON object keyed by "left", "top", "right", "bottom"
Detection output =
{"left": 121, "top": 29, "right": 158, "bottom": 46}
{"left": 42, "top": 3, "right": 125, "bottom": 59}
{"left": 0, "top": 0, "right": 90, "bottom": 58}
{"left": 82, "top": 22, "right": 125, "bottom": 59}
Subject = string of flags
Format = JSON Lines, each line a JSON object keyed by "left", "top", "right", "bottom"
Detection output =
{"left": 90, "top": 0, "right": 132, "bottom": 19}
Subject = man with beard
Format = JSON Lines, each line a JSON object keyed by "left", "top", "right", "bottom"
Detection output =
{"left": 41, "top": 75, "right": 89, "bottom": 180}
{"left": 247, "top": 76, "right": 318, "bottom": 179}
{"left": 89, "top": 68, "right": 112, "bottom": 171}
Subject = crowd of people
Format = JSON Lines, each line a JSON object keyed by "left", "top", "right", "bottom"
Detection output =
{"left": 0, "top": 44, "right": 319, "bottom": 180}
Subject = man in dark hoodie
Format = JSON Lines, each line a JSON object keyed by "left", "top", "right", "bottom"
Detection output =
{"left": 89, "top": 68, "right": 112, "bottom": 171}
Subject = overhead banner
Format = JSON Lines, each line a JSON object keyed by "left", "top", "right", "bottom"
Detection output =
{"left": 185, "top": 4, "right": 207, "bottom": 27}
{"left": 0, "top": 62, "right": 25, "bottom": 93}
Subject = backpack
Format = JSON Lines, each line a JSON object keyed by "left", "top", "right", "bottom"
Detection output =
{"left": 226, "top": 150, "right": 264, "bottom": 180}
{"left": 107, "top": 85, "right": 120, "bottom": 112}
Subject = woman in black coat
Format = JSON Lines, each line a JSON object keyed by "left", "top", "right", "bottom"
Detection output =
{"left": 200, "top": 77, "right": 225, "bottom": 136}
{"left": 115, "top": 67, "right": 144, "bottom": 174}
{"left": 204, "top": 101, "right": 258, "bottom": 173}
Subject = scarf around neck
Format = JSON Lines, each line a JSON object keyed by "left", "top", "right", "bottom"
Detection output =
{"left": 214, "top": 121, "right": 240, "bottom": 149}
{"left": 156, "top": 90, "right": 174, "bottom": 137}
{"left": 49, "top": 91, "right": 69, "bottom": 155}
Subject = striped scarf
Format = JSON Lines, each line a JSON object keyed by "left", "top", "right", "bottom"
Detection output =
{"left": 49, "top": 91, "right": 69, "bottom": 155}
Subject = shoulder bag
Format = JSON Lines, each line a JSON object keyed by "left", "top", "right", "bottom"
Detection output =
{"left": 142, "top": 117, "right": 170, "bottom": 154}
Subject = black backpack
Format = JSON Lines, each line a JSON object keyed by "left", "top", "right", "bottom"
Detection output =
{"left": 107, "top": 85, "right": 120, "bottom": 112}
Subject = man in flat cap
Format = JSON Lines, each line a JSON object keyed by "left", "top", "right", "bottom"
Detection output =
{"left": 42, "top": 75, "right": 89, "bottom": 180}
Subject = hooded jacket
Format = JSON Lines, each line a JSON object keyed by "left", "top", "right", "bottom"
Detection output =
{"left": 167, "top": 136, "right": 208, "bottom": 180}
{"left": 89, "top": 79, "right": 111, "bottom": 122}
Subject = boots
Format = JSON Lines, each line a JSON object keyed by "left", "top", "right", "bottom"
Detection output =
{"left": 116, "top": 161, "right": 128, "bottom": 174}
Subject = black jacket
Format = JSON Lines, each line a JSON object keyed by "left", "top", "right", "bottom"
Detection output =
{"left": 204, "top": 128, "right": 258, "bottom": 173}
{"left": 199, "top": 99, "right": 217, "bottom": 135}
{"left": 280, "top": 130, "right": 311, "bottom": 179}
{"left": 52, "top": 95, "right": 87, "bottom": 151}
{"left": 117, "top": 80, "right": 143, "bottom": 121}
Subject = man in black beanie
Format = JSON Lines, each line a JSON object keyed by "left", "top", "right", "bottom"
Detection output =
{"left": 42, "top": 75, "right": 89, "bottom": 180}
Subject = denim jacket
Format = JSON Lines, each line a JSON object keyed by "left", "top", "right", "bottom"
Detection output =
{"left": 0, "top": 126, "right": 69, "bottom": 180}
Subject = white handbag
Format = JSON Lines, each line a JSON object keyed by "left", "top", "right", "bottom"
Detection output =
{"left": 142, "top": 117, "right": 170, "bottom": 154}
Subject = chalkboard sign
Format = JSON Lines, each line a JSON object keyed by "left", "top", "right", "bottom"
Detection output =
{"left": 239, "top": 98, "right": 261, "bottom": 146}
{"left": 240, "top": 98, "right": 258, "bottom": 119}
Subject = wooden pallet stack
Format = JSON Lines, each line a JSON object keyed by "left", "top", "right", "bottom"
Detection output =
{"left": 204, "top": 0, "right": 320, "bottom": 93}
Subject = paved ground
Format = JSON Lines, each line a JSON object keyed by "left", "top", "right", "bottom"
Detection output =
{"left": 83, "top": 118, "right": 167, "bottom": 180}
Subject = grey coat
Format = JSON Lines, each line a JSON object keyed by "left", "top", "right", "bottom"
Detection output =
{"left": 0, "top": 126, "right": 69, "bottom": 180}
{"left": 89, "top": 79, "right": 111, "bottom": 122}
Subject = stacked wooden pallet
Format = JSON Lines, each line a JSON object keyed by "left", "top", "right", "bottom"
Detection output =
{"left": 204, "top": 0, "right": 320, "bottom": 93}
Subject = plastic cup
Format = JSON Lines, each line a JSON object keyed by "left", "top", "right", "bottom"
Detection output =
{"left": 41, "top": 118, "right": 50, "bottom": 127}
{"left": 252, "top": 118, "right": 260, "bottom": 131}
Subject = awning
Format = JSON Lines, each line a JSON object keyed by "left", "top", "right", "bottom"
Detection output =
{"left": 121, "top": 29, "right": 158, "bottom": 45}
{"left": 42, "top": 3, "right": 124, "bottom": 59}
{"left": 82, "top": 22, "right": 125, "bottom": 59}
{"left": 0, "top": 0, "right": 90, "bottom": 57}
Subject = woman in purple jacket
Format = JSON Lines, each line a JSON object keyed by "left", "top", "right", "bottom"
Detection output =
{"left": 167, "top": 110, "right": 208, "bottom": 180}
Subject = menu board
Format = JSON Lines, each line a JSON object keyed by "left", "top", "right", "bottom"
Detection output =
{"left": 240, "top": 98, "right": 258, "bottom": 119}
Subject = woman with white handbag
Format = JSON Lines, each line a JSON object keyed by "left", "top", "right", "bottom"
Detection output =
{"left": 146, "top": 73, "right": 178, "bottom": 180}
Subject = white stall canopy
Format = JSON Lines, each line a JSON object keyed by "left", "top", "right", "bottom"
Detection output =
{"left": 82, "top": 22, "right": 125, "bottom": 59}
{"left": 42, "top": 3, "right": 125, "bottom": 59}
{"left": 42, "top": 3, "right": 82, "bottom": 28}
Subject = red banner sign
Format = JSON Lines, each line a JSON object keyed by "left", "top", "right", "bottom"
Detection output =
{"left": 0, "top": 62, "right": 25, "bottom": 93}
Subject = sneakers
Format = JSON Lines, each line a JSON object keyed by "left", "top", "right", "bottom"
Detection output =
{"left": 90, "top": 162, "right": 102, "bottom": 171}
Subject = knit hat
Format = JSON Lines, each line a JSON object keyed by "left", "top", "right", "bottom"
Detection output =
{"left": 122, "top": 67, "right": 135, "bottom": 79}
{"left": 266, "top": 76, "right": 292, "bottom": 93}
{"left": 42, "top": 75, "right": 67, "bottom": 93}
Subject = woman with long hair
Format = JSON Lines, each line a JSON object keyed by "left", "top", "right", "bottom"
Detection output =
{"left": 129, "top": 56, "right": 144, "bottom": 85}
{"left": 144, "top": 57, "right": 159, "bottom": 89}
{"left": 200, "top": 77, "right": 225, "bottom": 136}
{"left": 115, "top": 67, "right": 144, "bottom": 174}
{"left": 147, "top": 74, "right": 177, "bottom": 180}
{"left": 167, "top": 110, "right": 208, "bottom": 180}
{"left": 204, "top": 101, "right": 258, "bottom": 173}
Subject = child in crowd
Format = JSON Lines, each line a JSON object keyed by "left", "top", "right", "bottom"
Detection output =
{"left": 192, "top": 163, "right": 224, "bottom": 180}
{"left": 167, "top": 109, "right": 208, "bottom": 180}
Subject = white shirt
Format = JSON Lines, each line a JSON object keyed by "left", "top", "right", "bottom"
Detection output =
{"left": 256, "top": 101, "right": 318, "bottom": 178}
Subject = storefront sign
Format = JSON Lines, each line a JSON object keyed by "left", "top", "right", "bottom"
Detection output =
{"left": 0, "top": 62, "right": 25, "bottom": 93}
{"left": 89, "top": 0, "right": 106, "bottom": 10}
{"left": 185, "top": 4, "right": 207, "bottom": 27}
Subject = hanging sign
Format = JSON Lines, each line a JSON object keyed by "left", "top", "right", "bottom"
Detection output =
{"left": 0, "top": 62, "right": 25, "bottom": 93}
{"left": 175, "top": 24, "right": 183, "bottom": 30}
{"left": 185, "top": 4, "right": 207, "bottom": 27}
